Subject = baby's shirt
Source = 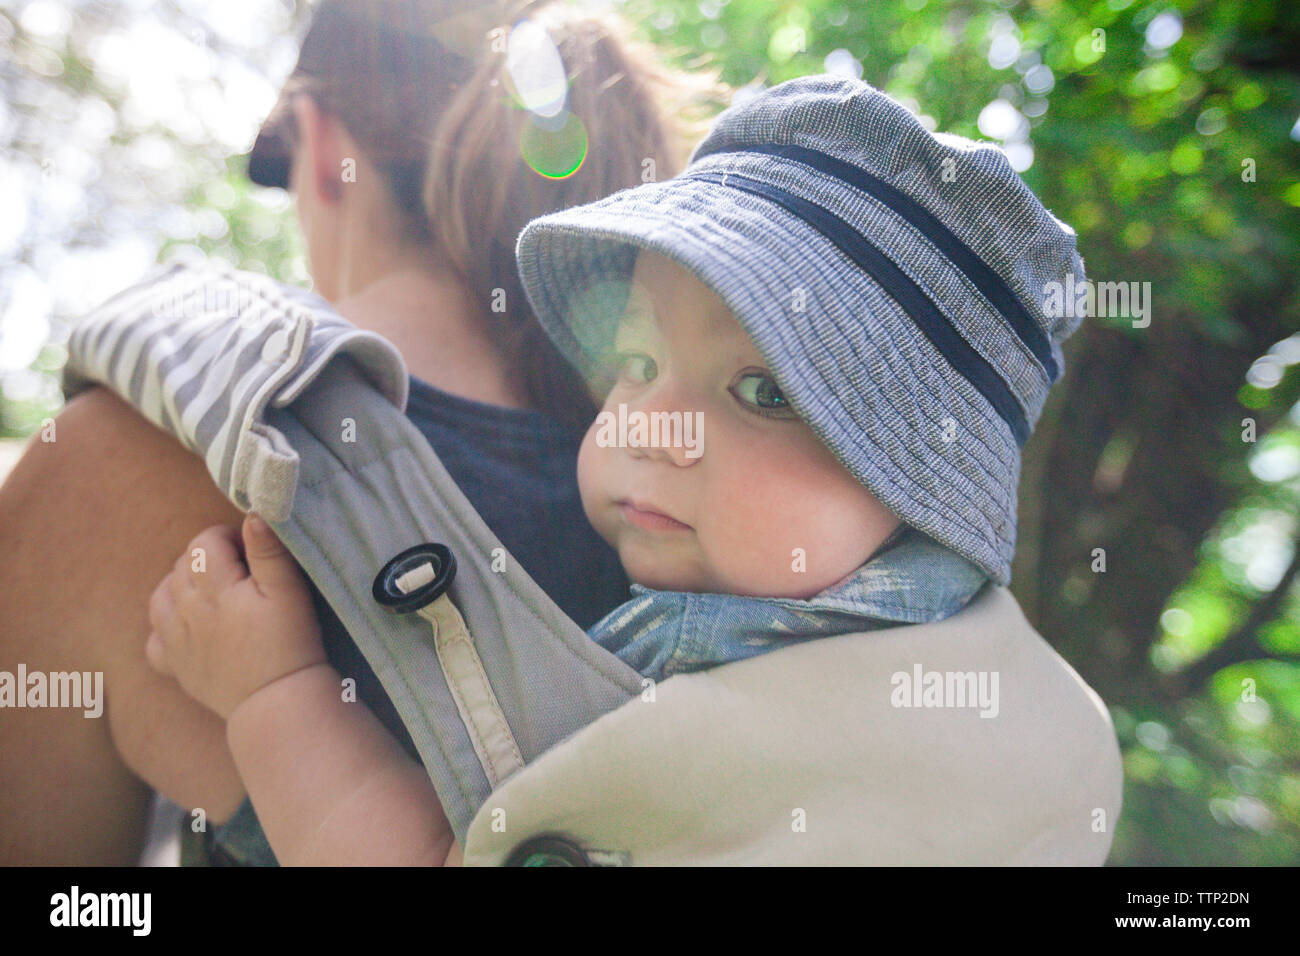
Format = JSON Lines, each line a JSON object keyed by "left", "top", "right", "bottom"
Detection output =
{"left": 588, "top": 526, "right": 989, "bottom": 682}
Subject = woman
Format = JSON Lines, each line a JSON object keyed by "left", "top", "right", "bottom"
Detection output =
{"left": 0, "top": 0, "right": 722, "bottom": 865}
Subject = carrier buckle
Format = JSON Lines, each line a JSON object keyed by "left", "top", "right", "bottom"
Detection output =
{"left": 373, "top": 543, "right": 457, "bottom": 613}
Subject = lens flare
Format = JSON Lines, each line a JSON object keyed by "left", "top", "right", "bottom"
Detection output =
{"left": 519, "top": 111, "right": 588, "bottom": 180}
{"left": 505, "top": 19, "right": 567, "bottom": 118}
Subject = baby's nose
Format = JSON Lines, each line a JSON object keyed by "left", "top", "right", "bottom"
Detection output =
{"left": 595, "top": 401, "right": 705, "bottom": 467}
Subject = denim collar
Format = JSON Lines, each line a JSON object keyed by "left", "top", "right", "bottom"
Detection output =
{"left": 588, "top": 527, "right": 990, "bottom": 681}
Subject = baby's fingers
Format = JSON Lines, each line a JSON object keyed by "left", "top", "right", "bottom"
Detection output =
{"left": 144, "top": 630, "right": 172, "bottom": 676}
{"left": 148, "top": 571, "right": 178, "bottom": 634}
{"left": 242, "top": 513, "right": 305, "bottom": 597}
{"left": 145, "top": 579, "right": 177, "bottom": 676}
{"left": 178, "top": 524, "right": 248, "bottom": 592}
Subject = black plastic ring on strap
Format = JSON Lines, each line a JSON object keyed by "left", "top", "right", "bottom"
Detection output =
{"left": 373, "top": 543, "right": 457, "bottom": 614}
{"left": 505, "top": 835, "right": 591, "bottom": 867}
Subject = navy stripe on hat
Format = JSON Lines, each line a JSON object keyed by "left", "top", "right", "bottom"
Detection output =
{"left": 685, "top": 168, "right": 1032, "bottom": 447}
{"left": 716, "top": 144, "right": 1059, "bottom": 383}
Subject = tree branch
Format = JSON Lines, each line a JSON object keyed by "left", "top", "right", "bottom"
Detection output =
{"left": 1164, "top": 540, "right": 1300, "bottom": 696}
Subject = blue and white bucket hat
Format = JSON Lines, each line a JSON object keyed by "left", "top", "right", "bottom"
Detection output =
{"left": 515, "top": 74, "right": 1086, "bottom": 587}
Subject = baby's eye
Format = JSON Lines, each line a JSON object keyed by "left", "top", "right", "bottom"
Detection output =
{"left": 730, "top": 371, "right": 797, "bottom": 418}
{"left": 613, "top": 352, "right": 658, "bottom": 386}
{"left": 591, "top": 351, "right": 657, "bottom": 396}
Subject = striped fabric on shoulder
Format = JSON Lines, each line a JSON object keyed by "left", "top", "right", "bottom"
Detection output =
{"left": 61, "top": 260, "right": 409, "bottom": 516}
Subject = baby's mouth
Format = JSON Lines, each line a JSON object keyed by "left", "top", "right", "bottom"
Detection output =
{"left": 615, "top": 499, "right": 692, "bottom": 532}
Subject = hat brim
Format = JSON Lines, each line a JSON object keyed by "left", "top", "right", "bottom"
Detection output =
{"left": 516, "top": 175, "right": 1018, "bottom": 585}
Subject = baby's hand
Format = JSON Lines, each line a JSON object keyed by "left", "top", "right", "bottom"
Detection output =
{"left": 146, "top": 513, "right": 326, "bottom": 720}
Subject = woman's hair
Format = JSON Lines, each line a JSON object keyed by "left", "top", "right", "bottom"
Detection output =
{"left": 423, "top": 3, "right": 727, "bottom": 431}
{"left": 282, "top": 0, "right": 733, "bottom": 429}
{"left": 289, "top": 0, "right": 728, "bottom": 431}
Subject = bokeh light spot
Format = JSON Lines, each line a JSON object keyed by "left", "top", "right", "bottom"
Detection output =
{"left": 506, "top": 19, "right": 568, "bottom": 118}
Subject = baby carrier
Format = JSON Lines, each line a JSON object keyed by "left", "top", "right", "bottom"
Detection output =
{"left": 63, "top": 262, "right": 1123, "bottom": 865}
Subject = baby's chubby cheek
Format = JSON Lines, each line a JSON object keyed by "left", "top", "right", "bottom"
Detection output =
{"left": 697, "top": 436, "right": 898, "bottom": 599}
{"left": 572, "top": 409, "right": 899, "bottom": 599}
{"left": 574, "top": 421, "right": 714, "bottom": 592}
{"left": 575, "top": 424, "right": 614, "bottom": 547}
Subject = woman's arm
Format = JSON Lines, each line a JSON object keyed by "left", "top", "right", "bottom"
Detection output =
{"left": 0, "top": 386, "right": 250, "bottom": 863}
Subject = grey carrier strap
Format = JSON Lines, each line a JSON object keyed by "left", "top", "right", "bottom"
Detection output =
{"left": 62, "top": 261, "right": 644, "bottom": 843}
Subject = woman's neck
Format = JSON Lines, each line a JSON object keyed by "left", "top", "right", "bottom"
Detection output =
{"left": 330, "top": 261, "right": 530, "bottom": 411}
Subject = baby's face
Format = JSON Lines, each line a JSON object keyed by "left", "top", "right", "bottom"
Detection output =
{"left": 577, "top": 249, "right": 901, "bottom": 598}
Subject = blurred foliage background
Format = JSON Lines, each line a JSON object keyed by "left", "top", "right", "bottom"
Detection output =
{"left": 2, "top": 0, "right": 1298, "bottom": 864}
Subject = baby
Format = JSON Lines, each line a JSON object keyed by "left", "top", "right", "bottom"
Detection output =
{"left": 146, "top": 74, "right": 1086, "bottom": 865}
